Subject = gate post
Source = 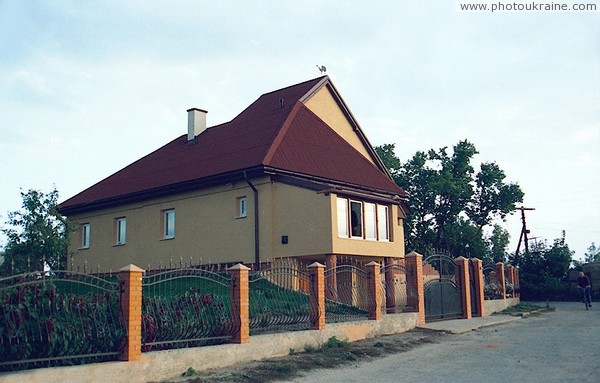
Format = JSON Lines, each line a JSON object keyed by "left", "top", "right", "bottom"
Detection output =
{"left": 454, "top": 257, "right": 471, "bottom": 319}
{"left": 229, "top": 263, "right": 250, "bottom": 344}
{"left": 118, "top": 264, "right": 144, "bottom": 361}
{"left": 470, "top": 258, "right": 486, "bottom": 317}
{"left": 308, "top": 262, "right": 326, "bottom": 330}
{"left": 366, "top": 261, "right": 382, "bottom": 320}
{"left": 405, "top": 252, "right": 425, "bottom": 325}
{"left": 496, "top": 262, "right": 506, "bottom": 300}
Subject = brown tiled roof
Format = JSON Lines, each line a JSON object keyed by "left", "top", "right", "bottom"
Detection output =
{"left": 59, "top": 76, "right": 405, "bottom": 214}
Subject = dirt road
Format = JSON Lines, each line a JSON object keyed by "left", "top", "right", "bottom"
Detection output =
{"left": 282, "top": 301, "right": 599, "bottom": 383}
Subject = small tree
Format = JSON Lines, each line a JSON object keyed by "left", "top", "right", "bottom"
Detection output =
{"left": 584, "top": 242, "right": 600, "bottom": 263}
{"left": 0, "top": 188, "right": 69, "bottom": 275}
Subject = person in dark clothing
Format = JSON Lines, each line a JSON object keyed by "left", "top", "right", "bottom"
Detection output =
{"left": 577, "top": 272, "right": 592, "bottom": 307}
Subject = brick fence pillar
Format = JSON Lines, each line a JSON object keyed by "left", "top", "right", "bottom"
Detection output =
{"left": 454, "top": 257, "right": 471, "bottom": 319}
{"left": 405, "top": 251, "right": 425, "bottom": 325}
{"left": 308, "top": 262, "right": 326, "bottom": 330}
{"left": 118, "top": 264, "right": 144, "bottom": 361}
{"left": 470, "top": 258, "right": 486, "bottom": 317}
{"left": 229, "top": 263, "right": 250, "bottom": 344}
{"left": 366, "top": 261, "right": 382, "bottom": 320}
{"left": 496, "top": 262, "right": 506, "bottom": 300}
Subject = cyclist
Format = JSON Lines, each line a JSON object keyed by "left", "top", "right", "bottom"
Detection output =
{"left": 577, "top": 271, "right": 592, "bottom": 308}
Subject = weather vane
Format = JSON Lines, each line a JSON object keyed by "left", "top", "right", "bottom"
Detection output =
{"left": 316, "top": 65, "right": 326, "bottom": 74}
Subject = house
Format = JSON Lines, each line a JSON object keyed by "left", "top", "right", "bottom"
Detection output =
{"left": 58, "top": 76, "right": 408, "bottom": 273}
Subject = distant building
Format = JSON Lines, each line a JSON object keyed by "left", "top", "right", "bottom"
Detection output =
{"left": 59, "top": 76, "right": 408, "bottom": 272}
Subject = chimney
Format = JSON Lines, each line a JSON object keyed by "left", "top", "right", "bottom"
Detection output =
{"left": 187, "top": 108, "right": 207, "bottom": 142}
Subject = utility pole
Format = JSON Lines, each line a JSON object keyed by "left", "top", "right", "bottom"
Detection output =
{"left": 513, "top": 206, "right": 535, "bottom": 265}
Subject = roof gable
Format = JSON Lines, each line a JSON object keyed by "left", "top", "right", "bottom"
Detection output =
{"left": 265, "top": 103, "right": 404, "bottom": 194}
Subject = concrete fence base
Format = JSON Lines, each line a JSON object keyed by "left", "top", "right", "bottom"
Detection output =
{"left": 484, "top": 297, "right": 520, "bottom": 315}
{"left": 0, "top": 313, "right": 419, "bottom": 383}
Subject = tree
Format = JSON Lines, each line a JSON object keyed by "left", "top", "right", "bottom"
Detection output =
{"left": 518, "top": 232, "right": 574, "bottom": 300}
{"left": 376, "top": 140, "right": 524, "bottom": 257}
{"left": 485, "top": 224, "right": 511, "bottom": 263}
{"left": 584, "top": 242, "right": 600, "bottom": 263}
{"left": 0, "top": 188, "right": 69, "bottom": 275}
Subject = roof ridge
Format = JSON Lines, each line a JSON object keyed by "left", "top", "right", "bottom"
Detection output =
{"left": 260, "top": 75, "right": 328, "bottom": 97}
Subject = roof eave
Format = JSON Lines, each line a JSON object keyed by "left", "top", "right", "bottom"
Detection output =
{"left": 58, "top": 166, "right": 266, "bottom": 216}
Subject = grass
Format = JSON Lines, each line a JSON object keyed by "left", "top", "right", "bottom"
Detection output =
{"left": 499, "top": 302, "right": 553, "bottom": 315}
{"left": 171, "top": 331, "right": 441, "bottom": 383}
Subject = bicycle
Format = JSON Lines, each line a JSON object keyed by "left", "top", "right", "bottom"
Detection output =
{"left": 578, "top": 287, "right": 592, "bottom": 310}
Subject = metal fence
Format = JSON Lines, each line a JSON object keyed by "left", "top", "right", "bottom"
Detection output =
{"left": 141, "top": 267, "right": 234, "bottom": 351}
{"left": 0, "top": 271, "right": 124, "bottom": 372}
{"left": 483, "top": 262, "right": 502, "bottom": 300}
{"left": 379, "top": 260, "right": 417, "bottom": 314}
{"left": 324, "top": 263, "right": 370, "bottom": 323}
{"left": 249, "top": 264, "right": 312, "bottom": 334}
{"left": 1, "top": 258, "right": 412, "bottom": 372}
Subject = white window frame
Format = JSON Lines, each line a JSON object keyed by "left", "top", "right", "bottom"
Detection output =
{"left": 116, "top": 217, "right": 126, "bottom": 245}
{"left": 337, "top": 197, "right": 349, "bottom": 237}
{"left": 336, "top": 197, "right": 392, "bottom": 242}
{"left": 377, "top": 205, "right": 390, "bottom": 241}
{"left": 163, "top": 209, "right": 175, "bottom": 239}
{"left": 81, "top": 223, "right": 90, "bottom": 249}
{"left": 350, "top": 200, "right": 363, "bottom": 238}
{"left": 237, "top": 196, "right": 247, "bottom": 218}
{"left": 364, "top": 203, "right": 377, "bottom": 240}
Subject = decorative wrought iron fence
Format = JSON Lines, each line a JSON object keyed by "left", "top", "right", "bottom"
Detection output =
{"left": 379, "top": 260, "right": 417, "bottom": 313}
{"left": 0, "top": 271, "right": 124, "bottom": 372}
{"left": 324, "top": 263, "right": 370, "bottom": 323}
{"left": 468, "top": 259, "right": 480, "bottom": 316}
{"left": 249, "top": 263, "right": 312, "bottom": 334}
{"left": 483, "top": 263, "right": 502, "bottom": 300}
{"left": 141, "top": 268, "right": 233, "bottom": 351}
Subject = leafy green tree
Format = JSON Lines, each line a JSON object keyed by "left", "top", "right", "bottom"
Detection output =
{"left": 584, "top": 242, "right": 600, "bottom": 263}
{"left": 518, "top": 232, "right": 574, "bottom": 300}
{"left": 375, "top": 140, "right": 523, "bottom": 257}
{"left": 485, "top": 224, "right": 511, "bottom": 263}
{"left": 0, "top": 188, "right": 69, "bottom": 275}
{"left": 374, "top": 143, "right": 402, "bottom": 183}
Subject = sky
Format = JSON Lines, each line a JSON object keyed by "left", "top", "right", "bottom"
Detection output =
{"left": 1, "top": 1, "right": 599, "bottom": 261}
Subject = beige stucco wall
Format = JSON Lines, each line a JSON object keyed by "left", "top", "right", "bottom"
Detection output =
{"left": 68, "top": 180, "right": 261, "bottom": 272}
{"left": 303, "top": 86, "right": 374, "bottom": 164}
{"left": 266, "top": 182, "right": 332, "bottom": 259}
{"left": 67, "top": 178, "right": 405, "bottom": 272}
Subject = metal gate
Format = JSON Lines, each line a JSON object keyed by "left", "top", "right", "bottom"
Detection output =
{"left": 423, "top": 253, "right": 463, "bottom": 321}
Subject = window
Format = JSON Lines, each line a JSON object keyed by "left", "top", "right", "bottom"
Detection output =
{"left": 377, "top": 205, "right": 389, "bottom": 241}
{"left": 163, "top": 209, "right": 175, "bottom": 239}
{"left": 350, "top": 201, "right": 363, "bottom": 238}
{"left": 115, "top": 217, "right": 126, "bottom": 245}
{"left": 81, "top": 223, "right": 90, "bottom": 249}
{"left": 364, "top": 203, "right": 377, "bottom": 240}
{"left": 336, "top": 197, "right": 391, "bottom": 242}
{"left": 337, "top": 197, "right": 349, "bottom": 237}
{"left": 237, "top": 196, "right": 247, "bottom": 218}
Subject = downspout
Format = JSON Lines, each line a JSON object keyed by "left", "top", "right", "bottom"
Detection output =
{"left": 244, "top": 171, "right": 260, "bottom": 269}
